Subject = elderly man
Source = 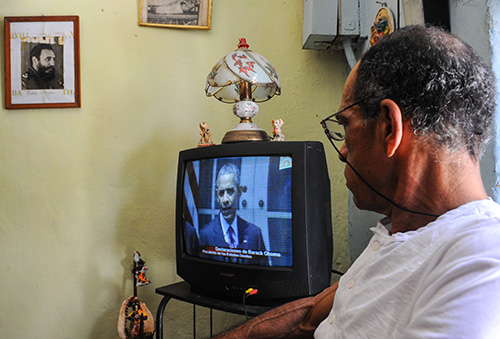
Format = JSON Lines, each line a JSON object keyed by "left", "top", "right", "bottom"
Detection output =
{"left": 213, "top": 25, "right": 500, "bottom": 338}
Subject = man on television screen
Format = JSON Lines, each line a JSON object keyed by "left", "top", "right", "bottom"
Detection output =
{"left": 199, "top": 163, "right": 269, "bottom": 266}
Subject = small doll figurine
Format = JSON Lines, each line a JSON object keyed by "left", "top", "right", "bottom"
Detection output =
{"left": 133, "top": 251, "right": 151, "bottom": 287}
{"left": 271, "top": 119, "right": 285, "bottom": 141}
{"left": 127, "top": 300, "right": 149, "bottom": 337}
{"left": 198, "top": 121, "right": 214, "bottom": 146}
{"left": 118, "top": 296, "right": 155, "bottom": 339}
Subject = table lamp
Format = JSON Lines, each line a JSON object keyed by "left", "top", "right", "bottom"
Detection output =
{"left": 205, "top": 38, "right": 281, "bottom": 143}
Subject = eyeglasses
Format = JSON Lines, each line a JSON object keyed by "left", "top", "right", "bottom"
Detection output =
{"left": 320, "top": 97, "right": 368, "bottom": 142}
{"left": 319, "top": 97, "right": 441, "bottom": 219}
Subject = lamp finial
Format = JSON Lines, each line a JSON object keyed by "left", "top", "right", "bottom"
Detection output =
{"left": 238, "top": 38, "right": 249, "bottom": 49}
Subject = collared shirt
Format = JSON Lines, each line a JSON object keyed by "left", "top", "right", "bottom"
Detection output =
{"left": 315, "top": 199, "right": 500, "bottom": 338}
{"left": 220, "top": 212, "right": 238, "bottom": 247}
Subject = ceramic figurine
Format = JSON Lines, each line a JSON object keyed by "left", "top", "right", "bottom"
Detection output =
{"left": 198, "top": 121, "right": 214, "bottom": 146}
{"left": 271, "top": 119, "right": 285, "bottom": 141}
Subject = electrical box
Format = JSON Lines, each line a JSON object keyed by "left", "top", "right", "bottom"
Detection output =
{"left": 302, "top": 0, "right": 407, "bottom": 65}
{"left": 303, "top": 0, "right": 363, "bottom": 50}
{"left": 338, "top": 0, "right": 360, "bottom": 38}
{"left": 302, "top": 0, "right": 339, "bottom": 50}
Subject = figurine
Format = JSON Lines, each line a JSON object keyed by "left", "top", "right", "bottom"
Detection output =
{"left": 133, "top": 251, "right": 151, "bottom": 287}
{"left": 127, "top": 300, "right": 149, "bottom": 337}
{"left": 118, "top": 296, "right": 154, "bottom": 339}
{"left": 118, "top": 251, "right": 154, "bottom": 339}
{"left": 198, "top": 121, "right": 214, "bottom": 146}
{"left": 271, "top": 119, "right": 285, "bottom": 141}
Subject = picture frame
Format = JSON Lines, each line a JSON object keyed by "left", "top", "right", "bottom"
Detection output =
{"left": 4, "top": 16, "right": 81, "bottom": 109}
{"left": 139, "top": 0, "right": 212, "bottom": 30}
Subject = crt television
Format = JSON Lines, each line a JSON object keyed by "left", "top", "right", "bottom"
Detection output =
{"left": 176, "top": 141, "right": 333, "bottom": 302}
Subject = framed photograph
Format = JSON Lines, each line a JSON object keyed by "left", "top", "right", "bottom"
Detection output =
{"left": 4, "top": 16, "right": 81, "bottom": 109}
{"left": 139, "top": 0, "right": 212, "bottom": 29}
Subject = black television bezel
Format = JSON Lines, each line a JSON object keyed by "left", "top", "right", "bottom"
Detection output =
{"left": 175, "top": 141, "right": 333, "bottom": 303}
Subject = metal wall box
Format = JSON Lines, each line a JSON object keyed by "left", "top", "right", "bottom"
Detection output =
{"left": 302, "top": 0, "right": 339, "bottom": 50}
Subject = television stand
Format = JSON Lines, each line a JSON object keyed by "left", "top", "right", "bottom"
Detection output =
{"left": 155, "top": 281, "right": 288, "bottom": 339}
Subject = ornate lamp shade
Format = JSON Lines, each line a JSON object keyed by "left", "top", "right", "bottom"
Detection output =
{"left": 205, "top": 38, "right": 281, "bottom": 143}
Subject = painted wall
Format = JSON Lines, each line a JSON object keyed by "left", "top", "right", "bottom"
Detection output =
{"left": 0, "top": 0, "right": 349, "bottom": 337}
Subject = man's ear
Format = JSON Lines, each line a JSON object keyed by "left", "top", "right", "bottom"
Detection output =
{"left": 380, "top": 99, "right": 403, "bottom": 157}
{"left": 31, "top": 56, "right": 39, "bottom": 69}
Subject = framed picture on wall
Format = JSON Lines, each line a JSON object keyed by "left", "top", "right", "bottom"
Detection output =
{"left": 4, "top": 16, "right": 81, "bottom": 109}
{"left": 139, "top": 0, "right": 212, "bottom": 29}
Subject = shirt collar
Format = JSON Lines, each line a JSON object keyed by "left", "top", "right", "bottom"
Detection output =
{"left": 219, "top": 212, "right": 238, "bottom": 239}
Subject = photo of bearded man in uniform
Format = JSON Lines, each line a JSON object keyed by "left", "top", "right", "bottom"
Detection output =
{"left": 22, "top": 43, "right": 64, "bottom": 90}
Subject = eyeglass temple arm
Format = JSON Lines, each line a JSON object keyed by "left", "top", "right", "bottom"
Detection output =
{"left": 325, "top": 137, "right": 440, "bottom": 218}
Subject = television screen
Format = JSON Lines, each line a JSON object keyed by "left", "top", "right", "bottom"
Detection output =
{"left": 176, "top": 141, "right": 333, "bottom": 302}
{"left": 182, "top": 155, "right": 293, "bottom": 267}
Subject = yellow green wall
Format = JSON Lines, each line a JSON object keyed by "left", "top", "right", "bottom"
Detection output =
{"left": 0, "top": 0, "right": 348, "bottom": 337}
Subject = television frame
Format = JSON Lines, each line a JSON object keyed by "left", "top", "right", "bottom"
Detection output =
{"left": 175, "top": 141, "right": 333, "bottom": 303}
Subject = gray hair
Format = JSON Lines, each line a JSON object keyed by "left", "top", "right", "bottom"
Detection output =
{"left": 354, "top": 25, "right": 496, "bottom": 160}
{"left": 216, "top": 163, "right": 240, "bottom": 187}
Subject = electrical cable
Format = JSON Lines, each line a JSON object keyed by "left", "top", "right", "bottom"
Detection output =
{"left": 242, "top": 288, "right": 258, "bottom": 320}
{"left": 326, "top": 137, "right": 441, "bottom": 218}
{"left": 332, "top": 269, "right": 345, "bottom": 276}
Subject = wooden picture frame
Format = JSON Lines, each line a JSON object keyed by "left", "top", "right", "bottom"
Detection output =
{"left": 4, "top": 16, "right": 81, "bottom": 109}
{"left": 139, "top": 0, "right": 212, "bottom": 30}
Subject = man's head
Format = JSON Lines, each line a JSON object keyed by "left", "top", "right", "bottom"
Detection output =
{"left": 353, "top": 25, "right": 495, "bottom": 160}
{"left": 334, "top": 25, "right": 495, "bottom": 216}
{"left": 30, "top": 44, "right": 57, "bottom": 80}
{"left": 216, "top": 163, "right": 242, "bottom": 224}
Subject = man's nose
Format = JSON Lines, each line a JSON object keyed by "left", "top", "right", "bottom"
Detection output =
{"left": 338, "top": 142, "right": 348, "bottom": 163}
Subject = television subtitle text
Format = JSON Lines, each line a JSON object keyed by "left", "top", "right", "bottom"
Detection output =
{"left": 201, "top": 246, "right": 282, "bottom": 259}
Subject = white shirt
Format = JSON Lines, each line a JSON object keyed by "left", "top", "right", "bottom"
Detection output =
{"left": 315, "top": 199, "right": 500, "bottom": 338}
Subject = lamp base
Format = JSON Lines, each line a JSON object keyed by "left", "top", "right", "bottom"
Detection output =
{"left": 222, "top": 129, "right": 270, "bottom": 143}
{"left": 222, "top": 102, "right": 270, "bottom": 143}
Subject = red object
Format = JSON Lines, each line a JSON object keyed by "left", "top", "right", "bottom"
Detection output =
{"left": 247, "top": 288, "right": 258, "bottom": 296}
{"left": 238, "top": 38, "right": 249, "bottom": 49}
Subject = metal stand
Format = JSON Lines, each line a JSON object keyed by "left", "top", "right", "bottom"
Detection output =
{"left": 155, "top": 281, "right": 285, "bottom": 339}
